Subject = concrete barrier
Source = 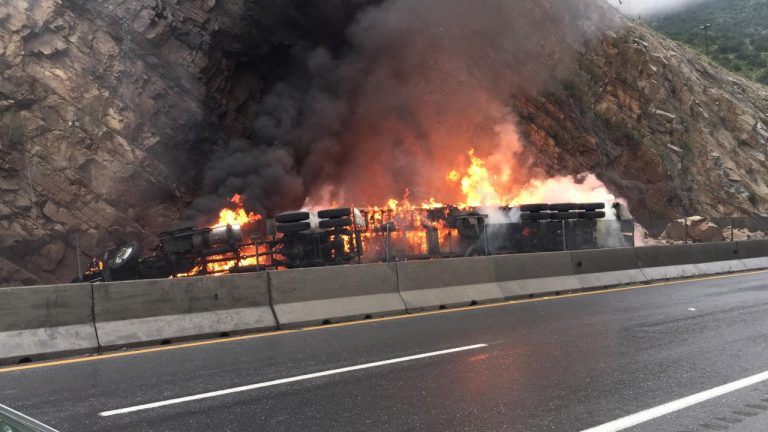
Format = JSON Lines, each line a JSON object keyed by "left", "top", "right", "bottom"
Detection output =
{"left": 492, "top": 251, "right": 581, "bottom": 299}
{"left": 687, "top": 242, "right": 745, "bottom": 275}
{"left": 636, "top": 242, "right": 744, "bottom": 280}
{"left": 635, "top": 244, "right": 698, "bottom": 280}
{"left": 571, "top": 248, "right": 647, "bottom": 289}
{"left": 396, "top": 257, "right": 504, "bottom": 312}
{"left": 269, "top": 263, "right": 405, "bottom": 328}
{"left": 737, "top": 240, "right": 768, "bottom": 270}
{"left": 0, "top": 283, "right": 97, "bottom": 365}
{"left": 7, "top": 239, "right": 768, "bottom": 364}
{"left": 93, "top": 273, "right": 276, "bottom": 350}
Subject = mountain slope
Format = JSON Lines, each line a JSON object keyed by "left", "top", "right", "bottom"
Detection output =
{"left": 0, "top": 0, "right": 766, "bottom": 285}
{"left": 518, "top": 21, "right": 768, "bottom": 222}
{"left": 649, "top": 0, "right": 768, "bottom": 84}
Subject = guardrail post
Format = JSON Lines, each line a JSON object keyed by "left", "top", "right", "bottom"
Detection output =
{"left": 385, "top": 223, "right": 391, "bottom": 263}
{"left": 731, "top": 217, "right": 735, "bottom": 242}
{"left": 562, "top": 220, "right": 567, "bottom": 251}
{"left": 75, "top": 232, "right": 83, "bottom": 282}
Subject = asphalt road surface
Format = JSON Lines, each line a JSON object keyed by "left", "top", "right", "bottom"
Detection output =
{"left": 3, "top": 271, "right": 768, "bottom": 432}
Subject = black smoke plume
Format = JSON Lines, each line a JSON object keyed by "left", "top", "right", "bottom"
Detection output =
{"left": 188, "top": 0, "right": 622, "bottom": 222}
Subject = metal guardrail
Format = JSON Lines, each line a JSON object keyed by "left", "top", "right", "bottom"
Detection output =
{"left": 0, "top": 404, "right": 59, "bottom": 432}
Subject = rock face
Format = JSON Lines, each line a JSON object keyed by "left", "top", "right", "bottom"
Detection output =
{"left": 0, "top": 0, "right": 246, "bottom": 285}
{"left": 516, "top": 23, "right": 768, "bottom": 222}
{"left": 0, "top": 1, "right": 767, "bottom": 285}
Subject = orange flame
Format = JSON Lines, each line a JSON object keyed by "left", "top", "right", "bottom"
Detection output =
{"left": 176, "top": 150, "right": 618, "bottom": 277}
{"left": 174, "top": 194, "right": 267, "bottom": 277}
{"left": 204, "top": 194, "right": 266, "bottom": 274}
{"left": 447, "top": 149, "right": 510, "bottom": 208}
{"left": 215, "top": 194, "right": 262, "bottom": 227}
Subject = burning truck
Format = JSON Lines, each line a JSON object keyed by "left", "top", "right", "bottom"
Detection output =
{"left": 75, "top": 201, "right": 632, "bottom": 283}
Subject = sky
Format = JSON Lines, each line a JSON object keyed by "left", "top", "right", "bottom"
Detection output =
{"left": 604, "top": 0, "right": 707, "bottom": 17}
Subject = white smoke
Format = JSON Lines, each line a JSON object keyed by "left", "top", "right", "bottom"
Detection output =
{"left": 604, "top": 0, "right": 707, "bottom": 17}
{"left": 597, "top": 220, "right": 629, "bottom": 248}
{"left": 483, "top": 206, "right": 521, "bottom": 225}
{"left": 514, "top": 173, "right": 619, "bottom": 213}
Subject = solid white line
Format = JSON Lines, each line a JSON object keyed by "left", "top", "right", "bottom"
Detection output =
{"left": 581, "top": 369, "right": 768, "bottom": 432}
{"left": 99, "top": 343, "right": 487, "bottom": 417}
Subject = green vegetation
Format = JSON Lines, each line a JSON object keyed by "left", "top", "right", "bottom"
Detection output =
{"left": 748, "top": 188, "right": 760, "bottom": 207}
{"left": 649, "top": 0, "right": 768, "bottom": 84}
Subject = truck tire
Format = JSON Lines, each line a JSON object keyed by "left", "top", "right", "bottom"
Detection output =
{"left": 105, "top": 241, "right": 141, "bottom": 271}
{"left": 277, "top": 221, "right": 311, "bottom": 234}
{"left": 319, "top": 217, "right": 353, "bottom": 229}
{"left": 550, "top": 203, "right": 579, "bottom": 212}
{"left": 275, "top": 211, "right": 310, "bottom": 224}
{"left": 318, "top": 208, "right": 351, "bottom": 219}
{"left": 521, "top": 212, "right": 551, "bottom": 222}
{"left": 578, "top": 211, "right": 606, "bottom": 220}
{"left": 519, "top": 204, "right": 550, "bottom": 213}
{"left": 578, "top": 203, "right": 606, "bottom": 211}
{"left": 550, "top": 212, "right": 579, "bottom": 221}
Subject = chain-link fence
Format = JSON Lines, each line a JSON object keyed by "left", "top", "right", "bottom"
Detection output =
{"left": 362, "top": 216, "right": 768, "bottom": 263}
{"left": 0, "top": 155, "right": 112, "bottom": 286}
{"left": 636, "top": 216, "right": 768, "bottom": 246}
{"left": 361, "top": 218, "right": 634, "bottom": 262}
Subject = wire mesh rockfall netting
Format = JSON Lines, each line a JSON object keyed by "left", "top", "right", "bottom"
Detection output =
{"left": 0, "top": 155, "right": 113, "bottom": 286}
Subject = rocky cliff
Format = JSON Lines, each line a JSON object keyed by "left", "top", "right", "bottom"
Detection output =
{"left": 519, "top": 23, "right": 768, "bottom": 221}
{"left": 0, "top": 0, "right": 252, "bottom": 285}
{"left": 0, "top": 0, "right": 766, "bottom": 285}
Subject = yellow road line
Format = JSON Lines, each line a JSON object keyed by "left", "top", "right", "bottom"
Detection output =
{"left": 2, "top": 268, "right": 767, "bottom": 374}
{"left": 0, "top": 330, "right": 297, "bottom": 373}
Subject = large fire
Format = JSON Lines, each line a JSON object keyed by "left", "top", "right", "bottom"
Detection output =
{"left": 218, "top": 194, "right": 262, "bottom": 226}
{"left": 187, "top": 194, "right": 267, "bottom": 276}
{"left": 449, "top": 149, "right": 509, "bottom": 207}
{"left": 445, "top": 149, "right": 615, "bottom": 208}
{"left": 195, "top": 152, "right": 617, "bottom": 275}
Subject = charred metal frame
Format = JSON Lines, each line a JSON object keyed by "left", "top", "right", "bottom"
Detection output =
{"left": 75, "top": 203, "right": 631, "bottom": 283}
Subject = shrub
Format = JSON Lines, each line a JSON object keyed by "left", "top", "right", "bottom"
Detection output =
{"left": 748, "top": 189, "right": 760, "bottom": 207}
{"left": 756, "top": 69, "right": 768, "bottom": 85}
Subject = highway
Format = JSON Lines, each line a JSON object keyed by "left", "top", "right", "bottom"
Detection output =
{"left": 3, "top": 271, "right": 768, "bottom": 431}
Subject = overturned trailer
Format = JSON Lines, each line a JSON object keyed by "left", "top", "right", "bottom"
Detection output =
{"left": 75, "top": 202, "right": 632, "bottom": 282}
{"left": 79, "top": 225, "right": 249, "bottom": 282}
{"left": 356, "top": 202, "right": 632, "bottom": 262}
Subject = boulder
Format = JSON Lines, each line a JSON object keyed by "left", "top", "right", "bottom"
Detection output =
{"left": 726, "top": 227, "right": 766, "bottom": 241}
{"left": 25, "top": 31, "right": 68, "bottom": 56}
{"left": 77, "top": 229, "right": 102, "bottom": 256}
{"left": 31, "top": 240, "right": 67, "bottom": 271}
{"left": 661, "top": 216, "right": 724, "bottom": 243}
{"left": 42, "top": 201, "right": 77, "bottom": 226}
{"left": 662, "top": 219, "right": 687, "bottom": 241}
{"left": 689, "top": 221, "right": 724, "bottom": 242}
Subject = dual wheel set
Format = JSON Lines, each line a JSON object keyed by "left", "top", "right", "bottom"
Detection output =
{"left": 519, "top": 203, "right": 607, "bottom": 222}
{"left": 275, "top": 208, "right": 355, "bottom": 234}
